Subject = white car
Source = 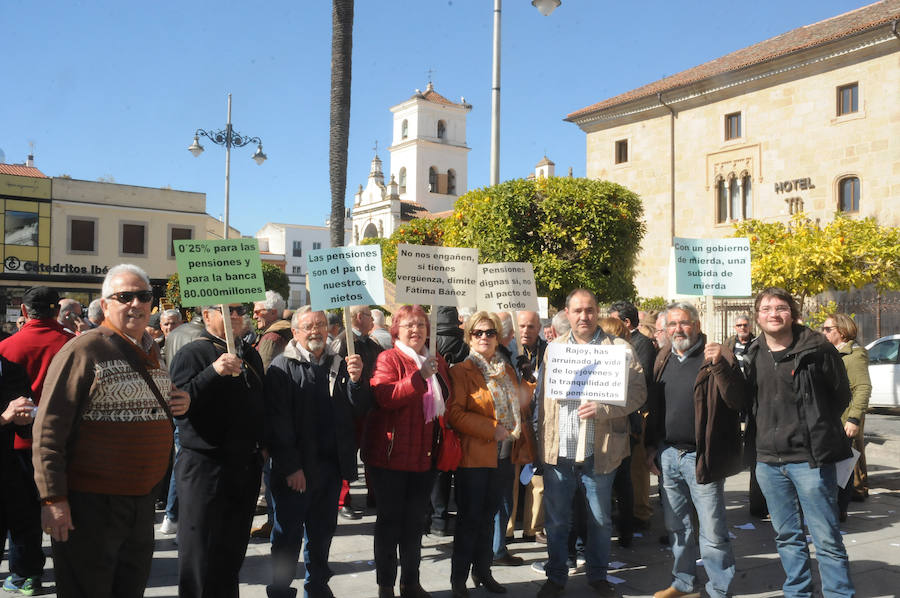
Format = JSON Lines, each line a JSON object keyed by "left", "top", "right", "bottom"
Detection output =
{"left": 866, "top": 334, "right": 900, "bottom": 409}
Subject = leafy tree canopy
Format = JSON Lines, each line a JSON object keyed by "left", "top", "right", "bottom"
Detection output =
{"left": 362, "top": 217, "right": 446, "bottom": 282}
{"left": 262, "top": 262, "right": 290, "bottom": 302}
{"left": 732, "top": 213, "right": 900, "bottom": 310}
{"left": 445, "top": 177, "right": 645, "bottom": 308}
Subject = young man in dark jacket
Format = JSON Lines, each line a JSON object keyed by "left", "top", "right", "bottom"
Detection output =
{"left": 745, "top": 288, "right": 854, "bottom": 598}
{"left": 645, "top": 303, "right": 746, "bottom": 598}
{"left": 265, "top": 307, "right": 369, "bottom": 598}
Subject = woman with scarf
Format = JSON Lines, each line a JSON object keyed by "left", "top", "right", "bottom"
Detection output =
{"left": 447, "top": 312, "right": 534, "bottom": 597}
{"left": 363, "top": 305, "right": 452, "bottom": 598}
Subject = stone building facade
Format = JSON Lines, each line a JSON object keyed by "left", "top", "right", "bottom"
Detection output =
{"left": 567, "top": 0, "right": 900, "bottom": 298}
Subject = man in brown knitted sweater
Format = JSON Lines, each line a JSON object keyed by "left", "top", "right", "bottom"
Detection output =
{"left": 32, "top": 264, "right": 190, "bottom": 598}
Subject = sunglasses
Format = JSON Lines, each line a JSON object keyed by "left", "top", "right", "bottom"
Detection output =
{"left": 106, "top": 291, "right": 154, "bottom": 304}
{"left": 211, "top": 305, "right": 248, "bottom": 316}
{"left": 471, "top": 329, "right": 498, "bottom": 339}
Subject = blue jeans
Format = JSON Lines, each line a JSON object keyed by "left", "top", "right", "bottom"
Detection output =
{"left": 755, "top": 462, "right": 854, "bottom": 598}
{"left": 165, "top": 427, "right": 181, "bottom": 522}
{"left": 268, "top": 461, "right": 342, "bottom": 598}
{"left": 659, "top": 446, "right": 735, "bottom": 597}
{"left": 492, "top": 456, "right": 515, "bottom": 559}
{"left": 542, "top": 455, "right": 615, "bottom": 586}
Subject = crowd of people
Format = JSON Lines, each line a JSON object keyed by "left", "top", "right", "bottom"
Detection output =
{"left": 0, "top": 265, "right": 869, "bottom": 598}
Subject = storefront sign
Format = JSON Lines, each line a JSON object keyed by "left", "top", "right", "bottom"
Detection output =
{"left": 2, "top": 256, "right": 110, "bottom": 276}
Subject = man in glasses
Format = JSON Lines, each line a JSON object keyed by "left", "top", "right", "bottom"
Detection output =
{"left": 32, "top": 265, "right": 190, "bottom": 598}
{"left": 0, "top": 286, "right": 74, "bottom": 595}
{"left": 534, "top": 289, "right": 646, "bottom": 598}
{"left": 264, "top": 307, "right": 369, "bottom": 598}
{"left": 744, "top": 287, "right": 854, "bottom": 597}
{"left": 645, "top": 303, "right": 745, "bottom": 598}
{"left": 168, "top": 302, "right": 266, "bottom": 598}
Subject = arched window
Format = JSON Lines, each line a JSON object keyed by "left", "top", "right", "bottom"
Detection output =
{"left": 716, "top": 179, "right": 728, "bottom": 223}
{"left": 429, "top": 167, "right": 438, "bottom": 192}
{"left": 363, "top": 222, "right": 379, "bottom": 239}
{"left": 401, "top": 119, "right": 408, "bottom": 140}
{"left": 839, "top": 176, "right": 860, "bottom": 212}
{"left": 729, "top": 176, "right": 742, "bottom": 222}
{"left": 742, "top": 175, "right": 752, "bottom": 219}
{"left": 447, "top": 169, "right": 456, "bottom": 195}
{"left": 398, "top": 167, "right": 407, "bottom": 193}
{"left": 437, "top": 120, "right": 446, "bottom": 140}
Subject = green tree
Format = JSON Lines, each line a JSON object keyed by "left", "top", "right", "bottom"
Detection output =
{"left": 262, "top": 263, "right": 290, "bottom": 301}
{"left": 165, "top": 273, "right": 181, "bottom": 307}
{"left": 362, "top": 217, "right": 446, "bottom": 282}
{"left": 445, "top": 177, "right": 645, "bottom": 308}
{"left": 329, "top": 0, "right": 353, "bottom": 247}
{"left": 732, "top": 213, "right": 900, "bottom": 311}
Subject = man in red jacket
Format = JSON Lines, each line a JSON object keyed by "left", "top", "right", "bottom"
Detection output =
{"left": 0, "top": 286, "right": 74, "bottom": 595}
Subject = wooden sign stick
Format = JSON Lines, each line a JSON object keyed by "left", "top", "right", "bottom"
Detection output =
{"left": 343, "top": 307, "right": 356, "bottom": 356}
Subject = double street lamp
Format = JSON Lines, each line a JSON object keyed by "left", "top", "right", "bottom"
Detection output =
{"left": 188, "top": 93, "right": 267, "bottom": 240}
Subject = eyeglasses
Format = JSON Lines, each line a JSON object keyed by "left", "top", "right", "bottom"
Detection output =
{"left": 471, "top": 329, "right": 498, "bottom": 339}
{"left": 665, "top": 320, "right": 693, "bottom": 329}
{"left": 821, "top": 326, "right": 836, "bottom": 332}
{"left": 106, "top": 291, "right": 153, "bottom": 304}
{"left": 398, "top": 322, "right": 426, "bottom": 330}
{"left": 300, "top": 321, "right": 327, "bottom": 332}
{"left": 758, "top": 305, "right": 791, "bottom": 315}
{"left": 211, "top": 305, "right": 247, "bottom": 316}
{"left": 735, "top": 323, "right": 749, "bottom": 328}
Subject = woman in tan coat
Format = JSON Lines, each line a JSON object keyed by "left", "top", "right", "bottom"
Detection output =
{"left": 447, "top": 312, "right": 532, "bottom": 598}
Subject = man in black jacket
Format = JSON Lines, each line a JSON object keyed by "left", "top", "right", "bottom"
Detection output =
{"left": 745, "top": 288, "right": 854, "bottom": 598}
{"left": 645, "top": 303, "right": 745, "bottom": 598}
{"left": 265, "top": 307, "right": 368, "bottom": 598}
{"left": 169, "top": 304, "right": 266, "bottom": 598}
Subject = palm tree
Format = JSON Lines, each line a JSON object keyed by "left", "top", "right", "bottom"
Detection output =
{"left": 329, "top": 0, "right": 354, "bottom": 247}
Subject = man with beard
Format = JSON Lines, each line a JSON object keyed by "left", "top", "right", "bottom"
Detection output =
{"left": 168, "top": 304, "right": 265, "bottom": 598}
{"left": 645, "top": 303, "right": 745, "bottom": 598}
{"left": 744, "top": 288, "right": 854, "bottom": 597}
{"left": 265, "top": 307, "right": 368, "bottom": 598}
{"left": 33, "top": 265, "right": 190, "bottom": 598}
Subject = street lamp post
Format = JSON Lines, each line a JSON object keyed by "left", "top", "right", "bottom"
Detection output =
{"left": 489, "top": 0, "right": 560, "bottom": 186}
{"left": 188, "top": 93, "right": 267, "bottom": 240}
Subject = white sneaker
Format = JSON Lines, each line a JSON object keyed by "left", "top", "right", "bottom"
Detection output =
{"left": 160, "top": 516, "right": 177, "bottom": 535}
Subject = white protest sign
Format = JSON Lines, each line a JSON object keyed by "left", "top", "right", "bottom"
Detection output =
{"left": 306, "top": 246, "right": 385, "bottom": 311}
{"left": 395, "top": 244, "right": 479, "bottom": 307}
{"left": 537, "top": 297, "right": 549, "bottom": 320}
{"left": 673, "top": 237, "right": 751, "bottom": 297}
{"left": 476, "top": 262, "right": 539, "bottom": 313}
{"left": 545, "top": 343, "right": 629, "bottom": 406}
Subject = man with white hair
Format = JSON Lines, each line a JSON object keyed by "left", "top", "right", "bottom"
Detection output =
{"left": 87, "top": 298, "right": 104, "bottom": 327}
{"left": 370, "top": 309, "right": 393, "bottom": 350}
{"left": 33, "top": 264, "right": 190, "bottom": 598}
{"left": 58, "top": 298, "right": 89, "bottom": 334}
{"left": 254, "top": 290, "right": 292, "bottom": 370}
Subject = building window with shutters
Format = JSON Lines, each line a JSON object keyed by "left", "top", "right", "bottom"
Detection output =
{"left": 837, "top": 83, "right": 858, "bottom": 116}
{"left": 838, "top": 176, "right": 860, "bottom": 212}
{"left": 724, "top": 112, "right": 741, "bottom": 141}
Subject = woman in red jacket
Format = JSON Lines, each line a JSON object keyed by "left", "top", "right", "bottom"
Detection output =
{"left": 446, "top": 312, "right": 533, "bottom": 597}
{"left": 363, "top": 305, "right": 451, "bottom": 598}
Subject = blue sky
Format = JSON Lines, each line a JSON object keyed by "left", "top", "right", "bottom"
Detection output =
{"left": 2, "top": 0, "right": 867, "bottom": 237}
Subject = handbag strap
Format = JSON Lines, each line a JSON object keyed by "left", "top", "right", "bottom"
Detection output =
{"left": 108, "top": 334, "right": 174, "bottom": 423}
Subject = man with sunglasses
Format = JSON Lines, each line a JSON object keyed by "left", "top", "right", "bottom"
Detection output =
{"left": 32, "top": 265, "right": 190, "bottom": 598}
{"left": 724, "top": 315, "right": 754, "bottom": 375}
{"left": 168, "top": 302, "right": 266, "bottom": 598}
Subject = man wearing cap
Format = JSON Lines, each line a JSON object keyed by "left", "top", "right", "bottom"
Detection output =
{"left": 0, "top": 286, "right": 75, "bottom": 595}
{"left": 32, "top": 265, "right": 190, "bottom": 598}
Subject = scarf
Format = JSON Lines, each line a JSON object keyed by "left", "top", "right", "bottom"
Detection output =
{"left": 395, "top": 341, "right": 445, "bottom": 423}
{"left": 467, "top": 351, "right": 520, "bottom": 439}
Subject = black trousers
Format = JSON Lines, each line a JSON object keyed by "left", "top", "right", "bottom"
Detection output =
{"left": 451, "top": 466, "right": 505, "bottom": 583}
{"left": 176, "top": 449, "right": 262, "bottom": 598}
{"left": 51, "top": 490, "right": 156, "bottom": 598}
{"left": 369, "top": 466, "right": 436, "bottom": 587}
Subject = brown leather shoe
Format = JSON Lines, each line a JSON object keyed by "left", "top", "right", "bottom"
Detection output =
{"left": 653, "top": 587, "right": 700, "bottom": 598}
{"left": 250, "top": 520, "right": 273, "bottom": 539}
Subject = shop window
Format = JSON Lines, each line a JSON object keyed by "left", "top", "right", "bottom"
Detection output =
{"left": 838, "top": 176, "right": 860, "bottom": 212}
{"left": 615, "top": 139, "right": 628, "bottom": 164}
{"left": 837, "top": 83, "right": 858, "bottom": 116}
{"left": 5, "top": 211, "right": 38, "bottom": 246}
{"left": 69, "top": 218, "right": 96, "bottom": 253}
{"left": 121, "top": 222, "right": 146, "bottom": 256}
{"left": 724, "top": 112, "right": 741, "bottom": 141}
